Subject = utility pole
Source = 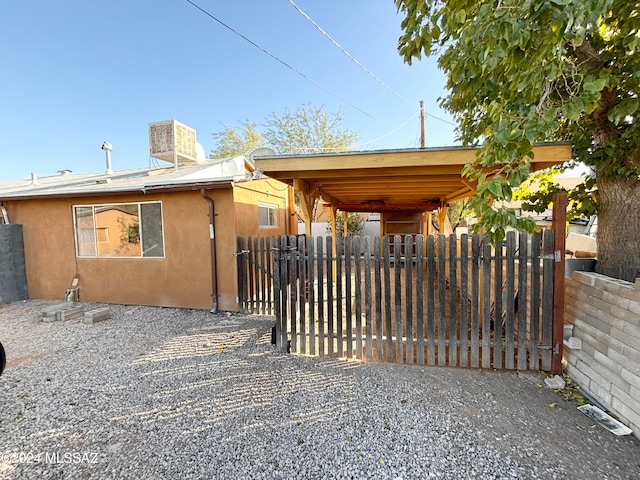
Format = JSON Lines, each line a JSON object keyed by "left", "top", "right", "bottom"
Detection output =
{"left": 419, "top": 100, "right": 426, "bottom": 148}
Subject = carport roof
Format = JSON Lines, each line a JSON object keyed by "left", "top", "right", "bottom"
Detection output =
{"left": 254, "top": 142, "right": 573, "bottom": 212}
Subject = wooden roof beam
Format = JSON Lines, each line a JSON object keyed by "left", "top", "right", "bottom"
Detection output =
{"left": 330, "top": 202, "right": 441, "bottom": 212}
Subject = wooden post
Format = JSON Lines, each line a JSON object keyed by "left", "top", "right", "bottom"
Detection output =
{"left": 343, "top": 211, "right": 349, "bottom": 237}
{"left": 287, "top": 185, "right": 296, "bottom": 236}
{"left": 437, "top": 206, "right": 448, "bottom": 235}
{"left": 293, "top": 179, "right": 315, "bottom": 237}
{"left": 551, "top": 193, "right": 567, "bottom": 374}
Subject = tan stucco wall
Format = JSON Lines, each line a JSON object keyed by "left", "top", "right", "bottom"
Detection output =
{"left": 233, "top": 179, "right": 290, "bottom": 237}
{"left": 2, "top": 179, "right": 290, "bottom": 312}
{"left": 3, "top": 190, "right": 240, "bottom": 311}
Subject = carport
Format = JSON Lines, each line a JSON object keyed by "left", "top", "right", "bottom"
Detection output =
{"left": 254, "top": 142, "right": 572, "bottom": 241}
{"left": 248, "top": 142, "right": 572, "bottom": 373}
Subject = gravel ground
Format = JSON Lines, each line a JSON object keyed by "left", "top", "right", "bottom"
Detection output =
{"left": 0, "top": 300, "right": 638, "bottom": 480}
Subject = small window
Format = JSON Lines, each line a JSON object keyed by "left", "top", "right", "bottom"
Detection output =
{"left": 258, "top": 202, "right": 279, "bottom": 228}
{"left": 73, "top": 202, "right": 164, "bottom": 258}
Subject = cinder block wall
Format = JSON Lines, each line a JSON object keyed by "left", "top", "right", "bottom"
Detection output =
{"left": 564, "top": 271, "right": 640, "bottom": 439}
{"left": 0, "top": 224, "right": 28, "bottom": 303}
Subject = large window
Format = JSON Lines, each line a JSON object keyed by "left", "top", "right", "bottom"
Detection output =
{"left": 73, "top": 202, "right": 164, "bottom": 258}
{"left": 258, "top": 202, "right": 279, "bottom": 228}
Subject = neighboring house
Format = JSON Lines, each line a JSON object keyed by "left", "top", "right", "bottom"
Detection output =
{"left": 0, "top": 155, "right": 292, "bottom": 311}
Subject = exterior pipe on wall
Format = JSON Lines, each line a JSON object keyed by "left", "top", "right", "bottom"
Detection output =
{"left": 0, "top": 206, "right": 9, "bottom": 224}
{"left": 200, "top": 189, "right": 218, "bottom": 313}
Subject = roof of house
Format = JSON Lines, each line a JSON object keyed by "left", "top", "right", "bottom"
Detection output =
{"left": 0, "top": 156, "right": 253, "bottom": 200}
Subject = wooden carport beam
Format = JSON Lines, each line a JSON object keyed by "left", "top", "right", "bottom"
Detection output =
{"left": 293, "top": 179, "right": 317, "bottom": 237}
{"left": 436, "top": 205, "right": 449, "bottom": 235}
{"left": 442, "top": 179, "right": 477, "bottom": 204}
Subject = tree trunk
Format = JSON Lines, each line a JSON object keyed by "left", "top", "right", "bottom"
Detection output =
{"left": 595, "top": 175, "right": 640, "bottom": 282}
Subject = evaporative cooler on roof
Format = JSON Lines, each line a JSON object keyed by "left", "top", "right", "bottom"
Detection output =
{"left": 148, "top": 120, "right": 198, "bottom": 165}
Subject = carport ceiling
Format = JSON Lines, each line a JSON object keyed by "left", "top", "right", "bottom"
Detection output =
{"left": 254, "top": 143, "right": 573, "bottom": 212}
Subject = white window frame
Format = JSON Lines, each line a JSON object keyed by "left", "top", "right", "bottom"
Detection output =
{"left": 72, "top": 201, "right": 165, "bottom": 258}
{"left": 258, "top": 202, "right": 279, "bottom": 228}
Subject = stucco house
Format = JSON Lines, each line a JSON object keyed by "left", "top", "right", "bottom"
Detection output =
{"left": 0, "top": 153, "right": 292, "bottom": 311}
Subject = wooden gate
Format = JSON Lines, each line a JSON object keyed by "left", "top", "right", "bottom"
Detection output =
{"left": 237, "top": 231, "right": 558, "bottom": 371}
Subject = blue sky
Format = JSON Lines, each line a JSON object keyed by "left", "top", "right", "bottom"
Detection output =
{"left": 0, "top": 0, "right": 457, "bottom": 181}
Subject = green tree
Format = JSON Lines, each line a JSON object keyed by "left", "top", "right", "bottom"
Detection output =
{"left": 211, "top": 104, "right": 359, "bottom": 158}
{"left": 396, "top": 0, "right": 640, "bottom": 282}
{"left": 326, "top": 212, "right": 366, "bottom": 237}
{"left": 265, "top": 103, "right": 359, "bottom": 154}
{"left": 212, "top": 104, "right": 359, "bottom": 222}
{"left": 210, "top": 120, "right": 265, "bottom": 158}
{"left": 514, "top": 167, "right": 598, "bottom": 221}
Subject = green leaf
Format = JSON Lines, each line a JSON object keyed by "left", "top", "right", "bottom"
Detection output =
{"left": 583, "top": 78, "right": 606, "bottom": 92}
{"left": 487, "top": 181, "right": 503, "bottom": 198}
{"left": 432, "top": 24, "right": 441, "bottom": 40}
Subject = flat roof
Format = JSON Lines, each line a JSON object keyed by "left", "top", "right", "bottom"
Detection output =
{"left": 255, "top": 143, "right": 573, "bottom": 212}
{"left": 0, "top": 156, "right": 249, "bottom": 200}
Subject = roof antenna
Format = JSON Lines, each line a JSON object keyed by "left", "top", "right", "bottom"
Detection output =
{"left": 101, "top": 141, "right": 113, "bottom": 174}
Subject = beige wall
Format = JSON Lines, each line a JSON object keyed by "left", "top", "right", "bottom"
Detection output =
{"left": 3, "top": 179, "right": 290, "bottom": 312}
{"left": 5, "top": 190, "right": 234, "bottom": 310}
{"left": 233, "top": 179, "right": 290, "bottom": 237}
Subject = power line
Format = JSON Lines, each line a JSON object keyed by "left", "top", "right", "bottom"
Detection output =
{"left": 354, "top": 110, "right": 421, "bottom": 148}
{"left": 288, "top": 0, "right": 414, "bottom": 108}
{"left": 287, "top": 0, "right": 458, "bottom": 128}
{"left": 184, "top": 0, "right": 375, "bottom": 119}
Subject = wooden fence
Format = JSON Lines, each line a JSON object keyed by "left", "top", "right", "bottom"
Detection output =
{"left": 237, "top": 231, "right": 557, "bottom": 371}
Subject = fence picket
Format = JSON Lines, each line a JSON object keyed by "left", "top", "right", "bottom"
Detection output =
{"left": 364, "top": 237, "right": 373, "bottom": 361}
{"left": 437, "top": 235, "right": 447, "bottom": 366}
{"left": 374, "top": 237, "right": 383, "bottom": 362}
{"left": 248, "top": 237, "right": 255, "bottom": 314}
{"left": 405, "top": 235, "right": 414, "bottom": 365}
{"left": 384, "top": 236, "right": 393, "bottom": 362}
{"left": 272, "top": 236, "right": 282, "bottom": 351}
{"left": 252, "top": 236, "right": 260, "bottom": 314}
{"left": 288, "top": 236, "right": 297, "bottom": 353}
{"left": 265, "top": 237, "right": 272, "bottom": 316}
{"left": 354, "top": 236, "right": 363, "bottom": 360}
{"left": 326, "top": 236, "right": 334, "bottom": 357}
{"left": 236, "top": 237, "right": 246, "bottom": 313}
{"left": 307, "top": 237, "right": 315, "bottom": 356}
{"left": 448, "top": 234, "right": 458, "bottom": 367}
{"left": 505, "top": 232, "right": 516, "bottom": 370}
{"left": 394, "top": 235, "right": 403, "bottom": 363}
{"left": 470, "top": 235, "right": 480, "bottom": 368}
{"left": 317, "top": 237, "right": 325, "bottom": 357}
{"left": 416, "top": 235, "right": 425, "bottom": 366}
{"left": 298, "top": 235, "right": 307, "bottom": 355}
{"left": 529, "top": 232, "right": 541, "bottom": 368}
{"left": 493, "top": 238, "right": 504, "bottom": 369}
{"left": 518, "top": 231, "right": 529, "bottom": 370}
{"left": 542, "top": 230, "right": 555, "bottom": 371}
{"left": 345, "top": 236, "right": 353, "bottom": 358}
{"left": 459, "top": 234, "right": 469, "bottom": 367}
{"left": 427, "top": 235, "right": 436, "bottom": 366}
{"left": 482, "top": 237, "right": 492, "bottom": 369}
{"left": 336, "top": 236, "right": 343, "bottom": 358}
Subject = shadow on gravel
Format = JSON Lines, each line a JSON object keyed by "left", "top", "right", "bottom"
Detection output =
{"left": 0, "top": 301, "right": 639, "bottom": 480}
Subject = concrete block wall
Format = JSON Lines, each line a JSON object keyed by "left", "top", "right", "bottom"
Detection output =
{"left": 0, "top": 224, "right": 28, "bottom": 303}
{"left": 564, "top": 271, "right": 640, "bottom": 439}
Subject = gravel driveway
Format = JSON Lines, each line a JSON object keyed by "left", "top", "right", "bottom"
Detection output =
{"left": 0, "top": 300, "right": 638, "bottom": 479}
